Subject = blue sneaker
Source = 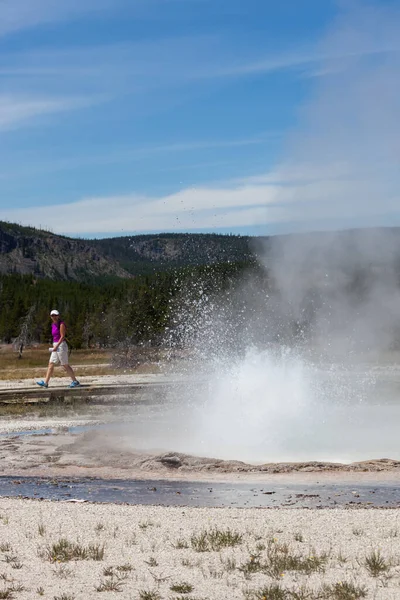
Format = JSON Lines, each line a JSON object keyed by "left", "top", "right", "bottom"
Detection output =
{"left": 36, "top": 380, "right": 48, "bottom": 388}
{"left": 69, "top": 381, "right": 80, "bottom": 388}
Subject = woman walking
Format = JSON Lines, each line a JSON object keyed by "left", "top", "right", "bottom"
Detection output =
{"left": 36, "top": 310, "right": 80, "bottom": 388}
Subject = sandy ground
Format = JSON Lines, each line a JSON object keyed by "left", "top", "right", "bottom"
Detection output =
{"left": 0, "top": 498, "right": 397, "bottom": 599}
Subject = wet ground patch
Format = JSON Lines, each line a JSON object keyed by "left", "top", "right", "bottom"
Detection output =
{"left": 1, "top": 476, "right": 400, "bottom": 508}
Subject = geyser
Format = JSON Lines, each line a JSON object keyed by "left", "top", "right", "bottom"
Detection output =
{"left": 118, "top": 228, "right": 400, "bottom": 465}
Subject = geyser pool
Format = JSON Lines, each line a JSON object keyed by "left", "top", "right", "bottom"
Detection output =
{"left": 116, "top": 347, "right": 400, "bottom": 464}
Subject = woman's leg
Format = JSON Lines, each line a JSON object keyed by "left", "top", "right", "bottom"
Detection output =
{"left": 63, "top": 364, "right": 78, "bottom": 382}
{"left": 45, "top": 362, "right": 55, "bottom": 385}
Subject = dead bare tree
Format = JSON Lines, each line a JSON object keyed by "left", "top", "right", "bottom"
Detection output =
{"left": 13, "top": 305, "right": 35, "bottom": 359}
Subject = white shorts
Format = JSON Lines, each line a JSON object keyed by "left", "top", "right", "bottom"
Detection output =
{"left": 49, "top": 342, "right": 69, "bottom": 366}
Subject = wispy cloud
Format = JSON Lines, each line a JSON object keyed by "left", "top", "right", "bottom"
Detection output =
{"left": 0, "top": 1, "right": 123, "bottom": 129}
{"left": 2, "top": 2, "right": 399, "bottom": 137}
{"left": 3, "top": 2, "right": 399, "bottom": 236}
{"left": 212, "top": 45, "right": 400, "bottom": 80}
{"left": 0, "top": 0, "right": 117, "bottom": 37}
{"left": 3, "top": 32, "right": 399, "bottom": 90}
{"left": 0, "top": 35, "right": 224, "bottom": 128}
{"left": 1, "top": 1, "right": 399, "bottom": 236}
{"left": 0, "top": 94, "right": 98, "bottom": 131}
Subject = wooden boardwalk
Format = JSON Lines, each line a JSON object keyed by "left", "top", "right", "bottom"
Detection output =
{"left": 0, "top": 380, "right": 183, "bottom": 404}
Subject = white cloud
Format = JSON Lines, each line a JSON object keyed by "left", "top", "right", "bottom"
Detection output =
{"left": 0, "top": 184, "right": 275, "bottom": 234}
{"left": 1, "top": 167, "right": 398, "bottom": 235}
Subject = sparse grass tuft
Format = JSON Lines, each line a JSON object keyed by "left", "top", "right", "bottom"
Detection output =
{"left": 38, "top": 523, "right": 46, "bottom": 537}
{"left": 42, "top": 538, "right": 105, "bottom": 562}
{"left": 0, "top": 585, "right": 25, "bottom": 599}
{"left": 208, "top": 566, "right": 223, "bottom": 579}
{"left": 95, "top": 522, "right": 105, "bottom": 533}
{"left": 255, "top": 542, "right": 266, "bottom": 552}
{"left": 89, "top": 543, "right": 105, "bottom": 561}
{"left": 294, "top": 532, "right": 304, "bottom": 543}
{"left": 244, "top": 583, "right": 287, "bottom": 600}
{"left": 139, "top": 520, "right": 155, "bottom": 530}
{"left": 126, "top": 534, "right": 137, "bottom": 547}
{"left": 54, "top": 595, "right": 75, "bottom": 600}
{"left": 117, "top": 563, "right": 133, "bottom": 573}
{"left": 150, "top": 572, "right": 170, "bottom": 586}
{"left": 170, "top": 582, "right": 194, "bottom": 594}
{"left": 290, "top": 589, "right": 318, "bottom": 600}
{"left": 169, "top": 598, "right": 207, "bottom": 600}
{"left": 144, "top": 556, "right": 158, "bottom": 567}
{"left": 352, "top": 528, "right": 364, "bottom": 537}
{"left": 181, "top": 559, "right": 194, "bottom": 568}
{"left": 207, "top": 528, "right": 242, "bottom": 549}
{"left": 364, "top": 549, "right": 390, "bottom": 577}
{"left": 102, "top": 564, "right": 132, "bottom": 577}
{"left": 220, "top": 555, "right": 236, "bottom": 572}
{"left": 138, "top": 590, "right": 161, "bottom": 600}
{"left": 239, "top": 552, "right": 264, "bottom": 577}
{"left": 265, "top": 541, "right": 327, "bottom": 578}
{"left": 191, "top": 528, "right": 242, "bottom": 552}
{"left": 322, "top": 581, "right": 367, "bottom": 599}
{"left": 95, "top": 576, "right": 126, "bottom": 592}
{"left": 240, "top": 541, "right": 327, "bottom": 580}
{"left": 2, "top": 555, "right": 22, "bottom": 570}
{"left": 52, "top": 564, "right": 73, "bottom": 579}
{"left": 190, "top": 532, "right": 208, "bottom": 553}
{"left": 0, "top": 545, "right": 11, "bottom": 553}
{"left": 173, "top": 539, "right": 189, "bottom": 549}
{"left": 36, "top": 588, "right": 45, "bottom": 596}
{"left": 245, "top": 585, "right": 320, "bottom": 599}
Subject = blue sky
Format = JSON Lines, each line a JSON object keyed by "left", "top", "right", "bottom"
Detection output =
{"left": 0, "top": 0, "right": 399, "bottom": 238}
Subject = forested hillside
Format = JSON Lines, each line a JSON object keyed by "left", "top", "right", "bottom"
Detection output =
{"left": 92, "top": 233, "right": 254, "bottom": 275}
{"left": 3, "top": 222, "right": 400, "bottom": 353}
{"left": 0, "top": 222, "right": 254, "bottom": 280}
{"left": 0, "top": 222, "right": 259, "bottom": 349}
{"left": 0, "top": 221, "right": 131, "bottom": 281}
{"left": 0, "top": 262, "right": 255, "bottom": 349}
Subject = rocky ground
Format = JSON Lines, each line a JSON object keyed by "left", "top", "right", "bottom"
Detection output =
{"left": 0, "top": 499, "right": 399, "bottom": 599}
